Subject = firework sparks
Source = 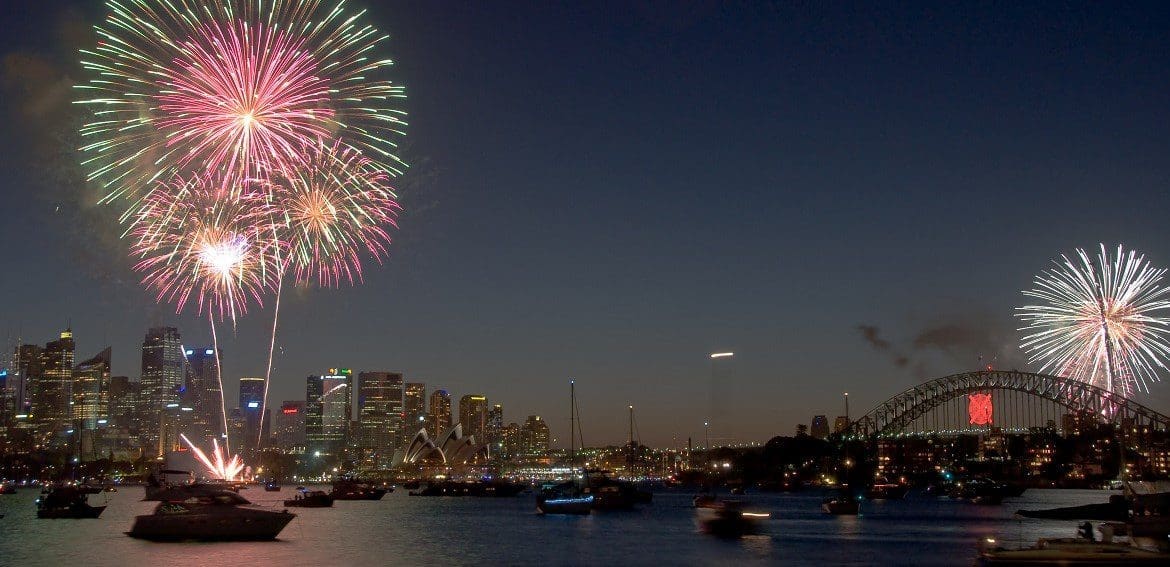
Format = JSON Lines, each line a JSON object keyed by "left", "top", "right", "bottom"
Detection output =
{"left": 1017, "top": 244, "right": 1170, "bottom": 395}
{"left": 129, "top": 173, "right": 278, "bottom": 323}
{"left": 181, "top": 434, "right": 245, "bottom": 481}
{"left": 77, "top": 0, "right": 408, "bottom": 213}
{"left": 270, "top": 140, "right": 401, "bottom": 287}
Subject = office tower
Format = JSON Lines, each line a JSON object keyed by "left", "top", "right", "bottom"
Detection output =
{"left": 833, "top": 416, "right": 850, "bottom": 434}
{"left": 357, "top": 371, "right": 403, "bottom": 469}
{"left": 72, "top": 347, "right": 111, "bottom": 429}
{"left": 306, "top": 369, "right": 353, "bottom": 457}
{"left": 428, "top": 389, "right": 451, "bottom": 436}
{"left": 486, "top": 404, "right": 503, "bottom": 454}
{"left": 811, "top": 415, "right": 829, "bottom": 440}
{"left": 500, "top": 422, "right": 521, "bottom": 458}
{"left": 459, "top": 394, "right": 488, "bottom": 442}
{"left": 184, "top": 346, "right": 224, "bottom": 442}
{"left": 274, "top": 400, "right": 306, "bottom": 450}
{"left": 239, "top": 376, "right": 265, "bottom": 445}
{"left": 32, "top": 329, "right": 75, "bottom": 431}
{"left": 520, "top": 415, "right": 550, "bottom": 455}
{"left": 12, "top": 344, "right": 42, "bottom": 417}
{"left": 140, "top": 327, "right": 185, "bottom": 448}
{"left": 403, "top": 382, "right": 426, "bottom": 438}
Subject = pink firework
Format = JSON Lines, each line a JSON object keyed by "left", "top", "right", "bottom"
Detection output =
{"left": 269, "top": 140, "right": 401, "bottom": 287}
{"left": 130, "top": 173, "right": 279, "bottom": 322}
{"left": 156, "top": 19, "right": 333, "bottom": 183}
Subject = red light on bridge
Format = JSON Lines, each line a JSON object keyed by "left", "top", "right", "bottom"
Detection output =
{"left": 968, "top": 392, "right": 993, "bottom": 425}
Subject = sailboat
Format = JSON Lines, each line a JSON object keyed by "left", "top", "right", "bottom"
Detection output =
{"left": 536, "top": 379, "right": 593, "bottom": 515}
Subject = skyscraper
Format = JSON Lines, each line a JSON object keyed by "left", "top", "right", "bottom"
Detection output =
{"left": 72, "top": 347, "right": 111, "bottom": 429}
{"left": 183, "top": 346, "right": 224, "bottom": 443}
{"left": 11, "top": 343, "right": 41, "bottom": 417}
{"left": 274, "top": 400, "right": 306, "bottom": 450}
{"left": 33, "top": 329, "right": 75, "bottom": 432}
{"left": 239, "top": 376, "right": 265, "bottom": 445}
{"left": 140, "top": 327, "right": 184, "bottom": 447}
{"left": 306, "top": 369, "right": 353, "bottom": 457}
{"left": 357, "top": 371, "right": 403, "bottom": 469}
{"left": 520, "top": 415, "right": 550, "bottom": 455}
{"left": 486, "top": 404, "right": 503, "bottom": 455}
{"left": 459, "top": 394, "right": 488, "bottom": 442}
{"left": 403, "top": 382, "right": 426, "bottom": 438}
{"left": 428, "top": 389, "right": 451, "bottom": 436}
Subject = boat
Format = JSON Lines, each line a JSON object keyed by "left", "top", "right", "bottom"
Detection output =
{"left": 1017, "top": 495, "right": 1129, "bottom": 522}
{"left": 952, "top": 477, "right": 1006, "bottom": 505}
{"left": 283, "top": 489, "right": 333, "bottom": 508}
{"left": 330, "top": 477, "right": 389, "bottom": 500}
{"left": 866, "top": 478, "right": 909, "bottom": 500}
{"left": 977, "top": 527, "right": 1168, "bottom": 566}
{"left": 695, "top": 499, "right": 768, "bottom": 538}
{"left": 536, "top": 481, "right": 594, "bottom": 515}
{"left": 36, "top": 486, "right": 106, "bottom": 519}
{"left": 0, "top": 483, "right": 17, "bottom": 495}
{"left": 538, "top": 379, "right": 594, "bottom": 516}
{"left": 128, "top": 487, "right": 295, "bottom": 541}
{"left": 264, "top": 481, "right": 281, "bottom": 492}
{"left": 402, "top": 479, "right": 422, "bottom": 490}
{"left": 822, "top": 493, "right": 860, "bottom": 515}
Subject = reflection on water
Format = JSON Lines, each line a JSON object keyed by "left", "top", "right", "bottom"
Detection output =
{"left": 0, "top": 487, "right": 1117, "bottom": 566}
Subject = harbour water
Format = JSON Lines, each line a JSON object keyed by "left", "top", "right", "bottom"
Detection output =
{"left": 0, "top": 487, "right": 1113, "bottom": 565}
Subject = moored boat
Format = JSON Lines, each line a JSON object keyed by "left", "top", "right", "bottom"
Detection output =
{"left": 128, "top": 487, "right": 295, "bottom": 541}
{"left": 331, "top": 478, "right": 389, "bottom": 500}
{"left": 536, "top": 481, "right": 593, "bottom": 515}
{"left": 977, "top": 532, "right": 1168, "bottom": 565}
{"left": 284, "top": 489, "right": 333, "bottom": 507}
{"left": 0, "top": 483, "right": 17, "bottom": 495}
{"left": 264, "top": 481, "right": 281, "bottom": 492}
{"left": 36, "top": 486, "right": 106, "bottom": 519}
{"left": 866, "top": 479, "right": 909, "bottom": 501}
{"left": 822, "top": 492, "right": 860, "bottom": 515}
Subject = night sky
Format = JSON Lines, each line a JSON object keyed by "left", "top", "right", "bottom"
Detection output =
{"left": 2, "top": 1, "right": 1170, "bottom": 447}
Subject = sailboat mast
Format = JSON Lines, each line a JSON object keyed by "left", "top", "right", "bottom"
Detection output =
{"left": 570, "top": 379, "right": 575, "bottom": 469}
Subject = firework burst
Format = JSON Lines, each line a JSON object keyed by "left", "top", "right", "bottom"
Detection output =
{"left": 181, "top": 434, "right": 246, "bottom": 481}
{"left": 129, "top": 173, "right": 279, "bottom": 322}
{"left": 1017, "top": 244, "right": 1170, "bottom": 395}
{"left": 77, "top": 0, "right": 408, "bottom": 213}
{"left": 270, "top": 140, "right": 401, "bottom": 287}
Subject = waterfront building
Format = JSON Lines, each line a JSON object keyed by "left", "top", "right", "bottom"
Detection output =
{"left": 811, "top": 415, "right": 829, "bottom": 439}
{"left": 428, "top": 389, "right": 451, "bottom": 437}
{"left": 12, "top": 344, "right": 42, "bottom": 418}
{"left": 833, "top": 415, "right": 850, "bottom": 434}
{"left": 486, "top": 403, "right": 503, "bottom": 455}
{"left": 459, "top": 394, "right": 488, "bottom": 441}
{"left": 357, "top": 371, "right": 403, "bottom": 469}
{"left": 239, "top": 376, "right": 265, "bottom": 445}
{"left": 404, "top": 382, "right": 426, "bottom": 439}
{"left": 274, "top": 400, "right": 306, "bottom": 451}
{"left": 32, "top": 329, "right": 75, "bottom": 436}
{"left": 140, "top": 327, "right": 184, "bottom": 448}
{"left": 306, "top": 369, "right": 353, "bottom": 458}
{"left": 183, "top": 345, "right": 224, "bottom": 443}
{"left": 500, "top": 422, "right": 521, "bottom": 458}
{"left": 520, "top": 415, "right": 550, "bottom": 455}
{"left": 72, "top": 347, "right": 111, "bottom": 429}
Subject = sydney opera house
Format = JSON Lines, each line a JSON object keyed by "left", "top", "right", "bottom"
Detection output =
{"left": 392, "top": 424, "right": 487, "bottom": 468}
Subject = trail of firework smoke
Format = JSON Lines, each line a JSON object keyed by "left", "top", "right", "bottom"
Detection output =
{"left": 1017, "top": 244, "right": 1170, "bottom": 395}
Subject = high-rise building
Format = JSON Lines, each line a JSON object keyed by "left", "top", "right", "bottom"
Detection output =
{"left": 500, "top": 422, "right": 521, "bottom": 458}
{"left": 12, "top": 344, "right": 42, "bottom": 418}
{"left": 403, "top": 382, "right": 426, "bottom": 438}
{"left": 239, "top": 376, "right": 265, "bottom": 446}
{"left": 140, "top": 327, "right": 185, "bottom": 449}
{"left": 459, "top": 394, "right": 488, "bottom": 442}
{"left": 833, "top": 416, "right": 850, "bottom": 434}
{"left": 183, "top": 346, "right": 224, "bottom": 443}
{"left": 72, "top": 347, "right": 111, "bottom": 429}
{"left": 306, "top": 369, "right": 353, "bottom": 457}
{"left": 274, "top": 400, "right": 306, "bottom": 450}
{"left": 811, "top": 415, "right": 829, "bottom": 440}
{"left": 428, "top": 389, "right": 451, "bottom": 436}
{"left": 357, "top": 371, "right": 403, "bottom": 469}
{"left": 486, "top": 404, "right": 503, "bottom": 454}
{"left": 33, "top": 329, "right": 75, "bottom": 432}
{"left": 520, "top": 415, "right": 550, "bottom": 455}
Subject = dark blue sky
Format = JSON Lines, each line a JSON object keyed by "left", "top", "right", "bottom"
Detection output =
{"left": 2, "top": 1, "right": 1170, "bottom": 446}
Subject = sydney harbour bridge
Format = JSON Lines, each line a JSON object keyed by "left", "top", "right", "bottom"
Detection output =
{"left": 846, "top": 370, "right": 1170, "bottom": 439}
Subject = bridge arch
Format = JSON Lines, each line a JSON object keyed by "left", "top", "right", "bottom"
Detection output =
{"left": 851, "top": 370, "right": 1170, "bottom": 437}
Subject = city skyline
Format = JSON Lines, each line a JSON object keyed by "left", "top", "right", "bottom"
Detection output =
{"left": 3, "top": 2, "right": 1170, "bottom": 447}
